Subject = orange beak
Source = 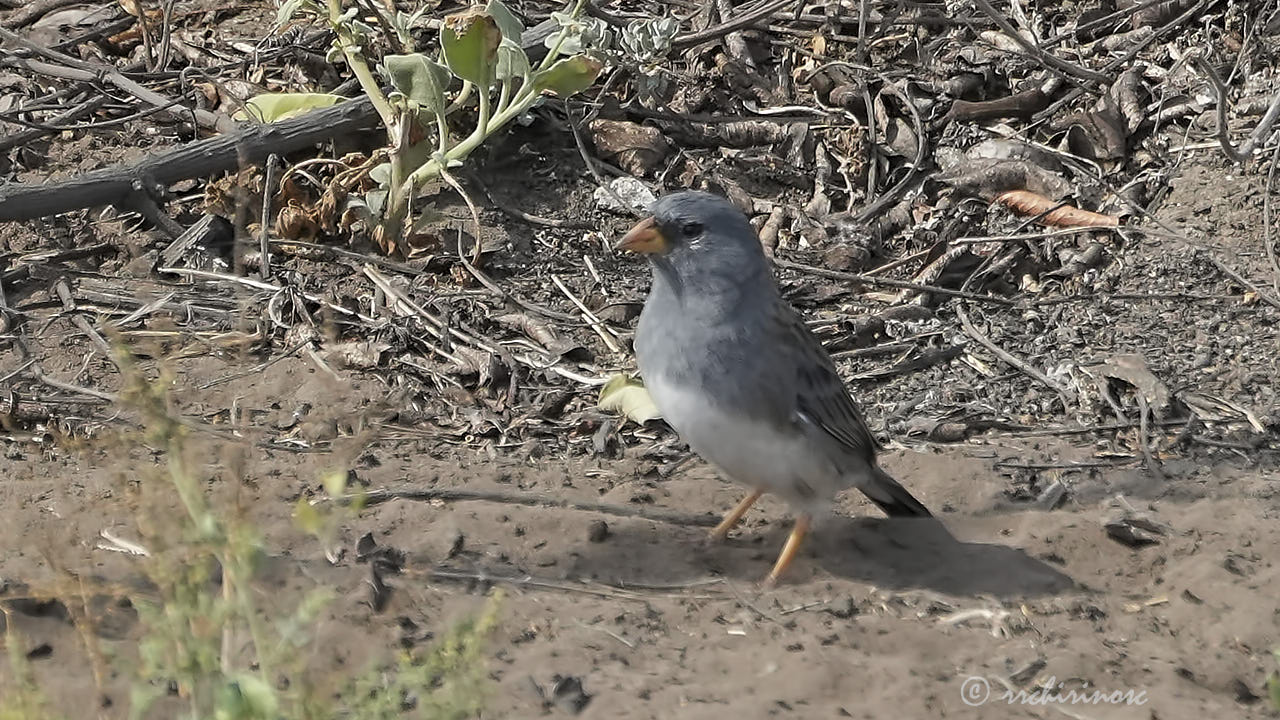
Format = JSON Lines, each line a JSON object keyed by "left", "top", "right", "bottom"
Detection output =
{"left": 614, "top": 216, "right": 669, "bottom": 255}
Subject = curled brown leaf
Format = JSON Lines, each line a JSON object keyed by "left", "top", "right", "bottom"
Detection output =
{"left": 993, "top": 190, "right": 1120, "bottom": 228}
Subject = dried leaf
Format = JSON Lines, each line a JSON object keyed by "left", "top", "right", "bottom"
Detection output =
{"left": 597, "top": 374, "right": 661, "bottom": 424}
{"left": 117, "top": 0, "right": 145, "bottom": 17}
{"left": 993, "top": 190, "right": 1120, "bottom": 228}
{"left": 1129, "top": 0, "right": 1200, "bottom": 27}
{"left": 1104, "top": 495, "right": 1172, "bottom": 547}
{"left": 1180, "top": 393, "right": 1266, "bottom": 432}
{"left": 938, "top": 158, "right": 1072, "bottom": 201}
{"left": 1090, "top": 354, "right": 1170, "bottom": 414}
{"left": 450, "top": 346, "right": 495, "bottom": 385}
{"left": 495, "top": 313, "right": 560, "bottom": 351}
{"left": 1110, "top": 67, "right": 1147, "bottom": 137}
{"left": 320, "top": 340, "right": 390, "bottom": 370}
{"left": 588, "top": 119, "right": 671, "bottom": 176}
{"left": 274, "top": 201, "right": 323, "bottom": 241}
{"left": 1056, "top": 93, "right": 1128, "bottom": 164}
{"left": 234, "top": 93, "right": 345, "bottom": 123}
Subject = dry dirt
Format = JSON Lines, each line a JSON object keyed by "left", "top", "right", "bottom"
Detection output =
{"left": 2, "top": 160, "right": 1279, "bottom": 720}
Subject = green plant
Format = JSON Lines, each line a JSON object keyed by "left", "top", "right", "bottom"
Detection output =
{"left": 0, "top": 342, "right": 502, "bottom": 719}
{"left": 110, "top": 347, "right": 500, "bottom": 719}
{"left": 1268, "top": 647, "right": 1280, "bottom": 711}
{"left": 118, "top": 349, "right": 330, "bottom": 720}
{"left": 344, "top": 592, "right": 503, "bottom": 719}
{"left": 261, "top": 0, "right": 605, "bottom": 254}
{"left": 597, "top": 16, "right": 680, "bottom": 101}
{"left": 1, "top": 622, "right": 64, "bottom": 720}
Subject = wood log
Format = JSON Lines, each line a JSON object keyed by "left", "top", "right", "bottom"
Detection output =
{"left": 0, "top": 97, "right": 379, "bottom": 223}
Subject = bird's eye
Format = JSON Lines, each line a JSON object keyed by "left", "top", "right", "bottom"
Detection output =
{"left": 680, "top": 221, "right": 703, "bottom": 237}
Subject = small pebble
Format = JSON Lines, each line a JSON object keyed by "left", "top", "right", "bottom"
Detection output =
{"left": 593, "top": 176, "right": 655, "bottom": 213}
{"left": 587, "top": 520, "right": 610, "bottom": 543}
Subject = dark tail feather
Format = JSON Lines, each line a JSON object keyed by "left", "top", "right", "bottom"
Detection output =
{"left": 862, "top": 466, "right": 932, "bottom": 518}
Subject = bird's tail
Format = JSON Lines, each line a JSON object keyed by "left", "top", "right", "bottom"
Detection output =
{"left": 861, "top": 466, "right": 932, "bottom": 518}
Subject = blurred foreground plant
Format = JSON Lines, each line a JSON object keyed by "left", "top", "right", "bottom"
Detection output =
{"left": 0, "top": 623, "right": 63, "bottom": 720}
{"left": 1268, "top": 648, "right": 1280, "bottom": 711}
{"left": 0, "top": 346, "right": 503, "bottom": 719}
{"left": 257, "top": 0, "right": 605, "bottom": 254}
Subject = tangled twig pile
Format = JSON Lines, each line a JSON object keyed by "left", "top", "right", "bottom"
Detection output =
{"left": 0, "top": 0, "right": 1277, "bottom": 495}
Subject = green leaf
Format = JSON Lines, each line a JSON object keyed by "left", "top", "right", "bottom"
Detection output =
{"left": 485, "top": 0, "right": 524, "bottom": 43}
{"left": 597, "top": 373, "right": 661, "bottom": 425}
{"left": 215, "top": 675, "right": 279, "bottom": 720}
{"left": 495, "top": 38, "right": 530, "bottom": 82}
{"left": 321, "top": 469, "right": 348, "bottom": 497}
{"left": 365, "top": 189, "right": 388, "bottom": 218}
{"left": 544, "top": 13, "right": 609, "bottom": 54}
{"left": 1270, "top": 669, "right": 1280, "bottom": 711}
{"left": 294, "top": 497, "right": 325, "bottom": 536}
{"left": 532, "top": 54, "right": 603, "bottom": 97}
{"left": 234, "top": 93, "right": 344, "bottom": 123}
{"left": 383, "top": 52, "right": 453, "bottom": 113}
{"left": 545, "top": 33, "right": 583, "bottom": 55}
{"left": 129, "top": 683, "right": 168, "bottom": 719}
{"left": 441, "top": 8, "right": 501, "bottom": 88}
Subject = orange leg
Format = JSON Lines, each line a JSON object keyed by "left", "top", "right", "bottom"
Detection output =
{"left": 764, "top": 514, "right": 812, "bottom": 586}
{"left": 709, "top": 489, "right": 764, "bottom": 541}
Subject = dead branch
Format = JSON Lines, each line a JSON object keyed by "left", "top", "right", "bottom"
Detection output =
{"left": 1032, "top": 0, "right": 1211, "bottom": 124}
{"left": 0, "top": 27, "right": 230, "bottom": 132}
{"left": 1203, "top": 253, "right": 1280, "bottom": 310}
{"left": 1, "top": 0, "right": 84, "bottom": 28}
{"left": 1194, "top": 57, "right": 1249, "bottom": 164}
{"left": 954, "top": 303, "right": 1076, "bottom": 409}
{"left": 0, "top": 98, "right": 379, "bottom": 222}
{"left": 672, "top": 0, "right": 801, "bottom": 48}
{"left": 970, "top": 0, "right": 1110, "bottom": 85}
{"left": 773, "top": 258, "right": 1017, "bottom": 306}
{"left": 945, "top": 87, "right": 1053, "bottom": 123}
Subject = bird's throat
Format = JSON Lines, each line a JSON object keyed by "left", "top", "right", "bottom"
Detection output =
{"left": 650, "top": 257, "right": 685, "bottom": 303}
{"left": 650, "top": 255, "right": 775, "bottom": 316}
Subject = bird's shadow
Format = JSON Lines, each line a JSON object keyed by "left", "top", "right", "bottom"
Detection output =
{"left": 570, "top": 514, "right": 1075, "bottom": 599}
{"left": 811, "top": 516, "right": 1074, "bottom": 596}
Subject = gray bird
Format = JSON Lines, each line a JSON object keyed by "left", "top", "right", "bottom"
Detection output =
{"left": 616, "top": 191, "right": 931, "bottom": 584}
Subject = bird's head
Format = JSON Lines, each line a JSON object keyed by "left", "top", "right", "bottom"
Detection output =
{"left": 614, "top": 191, "right": 765, "bottom": 274}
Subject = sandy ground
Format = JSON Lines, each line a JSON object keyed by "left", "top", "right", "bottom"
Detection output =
{"left": 1, "top": 345, "right": 1277, "bottom": 719}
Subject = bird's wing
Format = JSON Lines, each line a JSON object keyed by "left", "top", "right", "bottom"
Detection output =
{"left": 768, "top": 301, "right": 880, "bottom": 462}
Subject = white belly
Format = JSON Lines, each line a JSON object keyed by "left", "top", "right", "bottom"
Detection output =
{"left": 646, "top": 373, "right": 842, "bottom": 508}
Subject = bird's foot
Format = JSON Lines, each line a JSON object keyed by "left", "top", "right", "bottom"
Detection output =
{"left": 708, "top": 489, "right": 764, "bottom": 543}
